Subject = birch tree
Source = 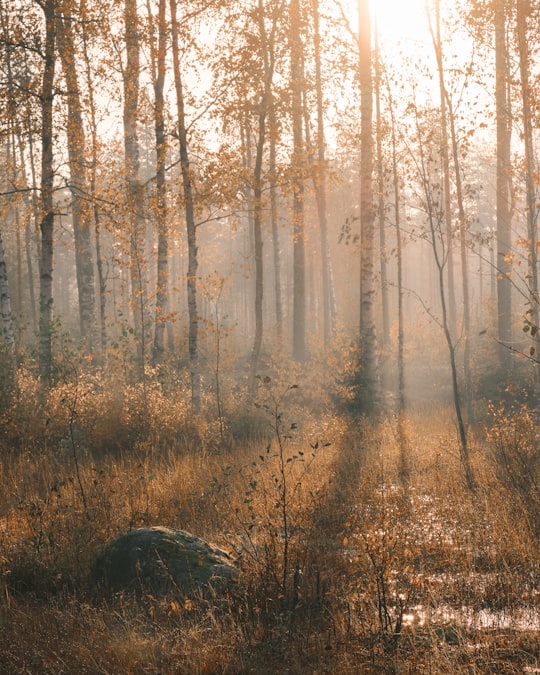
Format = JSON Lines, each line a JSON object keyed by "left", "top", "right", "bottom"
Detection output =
{"left": 80, "top": 0, "right": 108, "bottom": 362}
{"left": 123, "top": 0, "right": 148, "bottom": 371}
{"left": 430, "top": 0, "right": 456, "bottom": 335}
{"left": 290, "top": 0, "right": 306, "bottom": 362}
{"left": 411, "top": 101, "right": 475, "bottom": 491}
{"left": 516, "top": 0, "right": 540, "bottom": 392}
{"left": 429, "top": 0, "right": 473, "bottom": 421}
{"left": 385, "top": 68, "right": 409, "bottom": 482}
{"left": 37, "top": 0, "right": 57, "bottom": 385}
{"left": 0, "top": 227, "right": 15, "bottom": 357}
{"left": 57, "top": 3, "right": 97, "bottom": 356}
{"left": 249, "top": 0, "right": 278, "bottom": 389}
{"left": 358, "top": 0, "right": 381, "bottom": 408}
{"left": 147, "top": 0, "right": 170, "bottom": 365}
{"left": 495, "top": 0, "right": 513, "bottom": 372}
{"left": 170, "top": 0, "right": 200, "bottom": 410}
{"left": 311, "top": 0, "right": 336, "bottom": 345}
{"left": 374, "top": 26, "right": 390, "bottom": 348}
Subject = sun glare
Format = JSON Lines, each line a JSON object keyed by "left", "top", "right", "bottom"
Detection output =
{"left": 370, "top": 0, "right": 430, "bottom": 47}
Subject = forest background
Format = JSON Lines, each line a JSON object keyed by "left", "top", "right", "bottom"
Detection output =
{"left": 1, "top": 0, "right": 540, "bottom": 672}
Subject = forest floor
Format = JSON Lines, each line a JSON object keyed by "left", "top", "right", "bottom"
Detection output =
{"left": 0, "top": 368, "right": 539, "bottom": 673}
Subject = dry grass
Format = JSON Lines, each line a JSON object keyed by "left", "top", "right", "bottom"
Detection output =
{"left": 0, "top": 366, "right": 538, "bottom": 674}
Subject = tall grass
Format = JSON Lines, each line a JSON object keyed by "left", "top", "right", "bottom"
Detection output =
{"left": 0, "top": 365, "right": 538, "bottom": 673}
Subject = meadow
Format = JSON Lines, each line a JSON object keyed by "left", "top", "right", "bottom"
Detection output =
{"left": 0, "top": 354, "right": 538, "bottom": 674}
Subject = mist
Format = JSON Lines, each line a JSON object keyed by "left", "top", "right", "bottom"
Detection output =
{"left": 0, "top": 0, "right": 539, "bottom": 672}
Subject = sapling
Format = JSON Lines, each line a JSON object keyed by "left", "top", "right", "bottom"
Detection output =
{"left": 213, "top": 380, "right": 326, "bottom": 609}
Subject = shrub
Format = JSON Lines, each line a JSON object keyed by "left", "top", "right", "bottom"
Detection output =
{"left": 487, "top": 403, "right": 540, "bottom": 536}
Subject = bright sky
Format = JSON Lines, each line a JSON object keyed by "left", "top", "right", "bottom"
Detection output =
{"left": 371, "top": 0, "right": 430, "bottom": 48}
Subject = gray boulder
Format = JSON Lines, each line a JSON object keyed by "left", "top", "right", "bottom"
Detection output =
{"left": 92, "top": 526, "right": 238, "bottom": 597}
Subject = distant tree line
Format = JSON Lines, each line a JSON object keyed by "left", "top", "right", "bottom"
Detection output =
{"left": 0, "top": 0, "right": 539, "bottom": 433}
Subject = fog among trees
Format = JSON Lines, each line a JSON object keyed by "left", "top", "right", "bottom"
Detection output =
{"left": 1, "top": 0, "right": 540, "bottom": 671}
{"left": 3, "top": 0, "right": 537, "bottom": 405}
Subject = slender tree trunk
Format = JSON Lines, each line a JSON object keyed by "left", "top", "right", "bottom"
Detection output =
{"left": 438, "top": 254, "right": 475, "bottom": 491}
{"left": 431, "top": 0, "right": 456, "bottom": 335}
{"left": 14, "top": 133, "right": 37, "bottom": 335}
{"left": 374, "top": 27, "right": 390, "bottom": 347}
{"left": 516, "top": 0, "right": 540, "bottom": 392}
{"left": 446, "top": 92, "right": 473, "bottom": 422}
{"left": 21, "top": 59, "right": 40, "bottom": 335}
{"left": 80, "top": 0, "right": 107, "bottom": 363}
{"left": 431, "top": 0, "right": 475, "bottom": 429}
{"left": 311, "top": 0, "right": 336, "bottom": 345}
{"left": 25, "top": 219, "right": 37, "bottom": 336}
{"left": 16, "top": 210, "right": 23, "bottom": 327}
{"left": 0, "top": 228, "right": 15, "bottom": 357}
{"left": 148, "top": 0, "right": 169, "bottom": 365}
{"left": 249, "top": 108, "right": 265, "bottom": 389}
{"left": 22, "top": 45, "right": 42, "bottom": 284}
{"left": 386, "top": 73, "right": 409, "bottom": 483}
{"left": 414, "top": 106, "right": 475, "bottom": 491}
{"left": 495, "top": 0, "right": 513, "bottom": 373}
{"left": 57, "top": 10, "right": 96, "bottom": 356}
{"left": 249, "top": 0, "right": 276, "bottom": 391}
{"left": 38, "top": 0, "right": 56, "bottom": 386}
{"left": 123, "top": 0, "right": 147, "bottom": 372}
{"left": 170, "top": 0, "right": 200, "bottom": 411}
{"left": 358, "top": 0, "right": 381, "bottom": 408}
{"left": 290, "top": 0, "right": 306, "bottom": 361}
{"left": 2, "top": 22, "right": 22, "bottom": 352}
{"left": 94, "top": 214, "right": 107, "bottom": 359}
{"left": 269, "top": 110, "right": 283, "bottom": 344}
{"left": 241, "top": 117, "right": 255, "bottom": 341}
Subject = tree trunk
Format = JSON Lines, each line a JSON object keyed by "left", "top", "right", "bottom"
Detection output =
{"left": 80, "top": 0, "right": 107, "bottom": 363}
{"left": 21, "top": 59, "right": 40, "bottom": 335}
{"left": 57, "top": 9, "right": 97, "bottom": 357}
{"left": 495, "top": 0, "right": 513, "bottom": 373}
{"left": 386, "top": 71, "right": 409, "bottom": 484}
{"left": 414, "top": 105, "right": 475, "bottom": 492}
{"left": 429, "top": 0, "right": 474, "bottom": 422}
{"left": 358, "top": 0, "right": 381, "bottom": 408}
{"left": 15, "top": 208, "right": 22, "bottom": 330}
{"left": 170, "top": 0, "right": 200, "bottom": 411}
{"left": 241, "top": 117, "right": 255, "bottom": 341}
{"left": 148, "top": 0, "right": 169, "bottom": 366}
{"left": 311, "top": 0, "right": 336, "bottom": 346}
{"left": 431, "top": 0, "right": 456, "bottom": 335}
{"left": 2, "top": 20, "right": 27, "bottom": 349}
{"left": 14, "top": 132, "right": 38, "bottom": 336}
{"left": 374, "top": 27, "right": 390, "bottom": 348}
{"left": 249, "top": 0, "right": 277, "bottom": 391}
{"left": 0, "top": 227, "right": 15, "bottom": 357}
{"left": 290, "top": 0, "right": 306, "bottom": 362}
{"left": 123, "top": 0, "right": 147, "bottom": 372}
{"left": 516, "top": 0, "right": 540, "bottom": 392}
{"left": 249, "top": 108, "right": 265, "bottom": 390}
{"left": 269, "top": 110, "right": 283, "bottom": 344}
{"left": 447, "top": 91, "right": 473, "bottom": 422}
{"left": 38, "top": 0, "right": 56, "bottom": 386}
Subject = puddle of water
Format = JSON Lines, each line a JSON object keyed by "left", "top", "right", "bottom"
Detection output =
{"left": 348, "top": 487, "right": 540, "bottom": 635}
{"left": 403, "top": 604, "right": 540, "bottom": 631}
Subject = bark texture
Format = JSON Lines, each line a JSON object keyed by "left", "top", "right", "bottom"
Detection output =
{"left": 38, "top": 0, "right": 56, "bottom": 385}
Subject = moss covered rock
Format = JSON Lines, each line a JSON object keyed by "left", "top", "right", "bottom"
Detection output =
{"left": 92, "top": 526, "right": 238, "bottom": 597}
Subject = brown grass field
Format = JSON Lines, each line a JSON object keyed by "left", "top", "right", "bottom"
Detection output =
{"left": 0, "top": 361, "right": 539, "bottom": 674}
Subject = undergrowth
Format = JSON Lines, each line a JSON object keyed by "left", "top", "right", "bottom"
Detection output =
{"left": 0, "top": 366, "right": 538, "bottom": 673}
